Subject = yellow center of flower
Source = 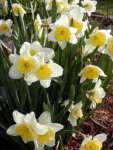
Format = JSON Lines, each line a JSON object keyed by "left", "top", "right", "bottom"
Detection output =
{"left": 29, "top": 49, "right": 37, "bottom": 56}
{"left": 82, "top": 66, "right": 100, "bottom": 79}
{"left": 107, "top": 39, "right": 113, "bottom": 55}
{"left": 89, "top": 32, "right": 106, "bottom": 47}
{"left": 70, "top": 108, "right": 81, "bottom": 119}
{"left": 37, "top": 128, "right": 55, "bottom": 144}
{"left": 16, "top": 56, "right": 36, "bottom": 74}
{"left": 34, "top": 19, "right": 39, "bottom": 32}
{"left": 36, "top": 64, "right": 52, "bottom": 80}
{"left": 16, "top": 123, "right": 35, "bottom": 141}
{"left": 55, "top": 26, "right": 71, "bottom": 42}
{"left": 84, "top": 3, "right": 92, "bottom": 11}
{"left": 0, "top": 23, "right": 9, "bottom": 33}
{"left": 72, "top": 19, "right": 83, "bottom": 35}
{"left": 82, "top": 140, "right": 102, "bottom": 150}
{"left": 13, "top": 6, "right": 24, "bottom": 15}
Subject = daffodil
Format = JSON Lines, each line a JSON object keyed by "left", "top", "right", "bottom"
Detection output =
{"left": 84, "top": 28, "right": 111, "bottom": 55}
{"left": 34, "top": 14, "right": 42, "bottom": 33}
{"left": 25, "top": 56, "right": 63, "bottom": 88}
{"left": 68, "top": 101, "right": 83, "bottom": 126}
{"left": 81, "top": 0, "right": 97, "bottom": 16}
{"left": 9, "top": 53, "right": 37, "bottom": 80}
{"left": 78, "top": 65, "right": 106, "bottom": 83}
{"left": 0, "top": 19, "right": 12, "bottom": 36}
{"left": 48, "top": 14, "right": 77, "bottom": 49}
{"left": 66, "top": 5, "right": 87, "bottom": 38}
{"left": 12, "top": 3, "right": 26, "bottom": 16}
{"left": 7, "top": 111, "right": 48, "bottom": 149}
{"left": 106, "top": 37, "right": 113, "bottom": 61}
{"left": 86, "top": 79, "right": 106, "bottom": 109}
{"left": 37, "top": 111, "right": 64, "bottom": 149}
{"left": 20, "top": 41, "right": 54, "bottom": 62}
{"left": 80, "top": 133, "right": 107, "bottom": 150}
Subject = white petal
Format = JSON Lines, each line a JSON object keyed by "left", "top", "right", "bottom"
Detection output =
{"left": 69, "top": 33, "right": 77, "bottom": 44}
{"left": 80, "top": 77, "right": 86, "bottom": 83}
{"left": 9, "top": 54, "right": 20, "bottom": 64}
{"left": 6, "top": 19, "right": 13, "bottom": 27}
{"left": 43, "top": 48, "right": 55, "bottom": 61}
{"left": 58, "top": 42, "right": 66, "bottom": 49}
{"left": 6, "top": 124, "right": 18, "bottom": 136}
{"left": 39, "top": 111, "right": 51, "bottom": 124}
{"left": 75, "top": 101, "right": 83, "bottom": 108}
{"left": 20, "top": 42, "right": 30, "bottom": 55}
{"left": 40, "top": 79, "right": 51, "bottom": 88}
{"left": 93, "top": 134, "right": 107, "bottom": 143}
{"left": 50, "top": 63, "right": 63, "bottom": 77}
{"left": 9, "top": 65, "right": 23, "bottom": 79}
{"left": 13, "top": 110, "right": 25, "bottom": 124}
{"left": 30, "top": 41, "right": 43, "bottom": 52}
{"left": 24, "top": 73, "right": 38, "bottom": 85}
{"left": 47, "top": 140, "right": 55, "bottom": 147}
{"left": 48, "top": 31, "right": 56, "bottom": 42}
{"left": 49, "top": 123, "right": 63, "bottom": 132}
{"left": 68, "top": 115, "right": 77, "bottom": 126}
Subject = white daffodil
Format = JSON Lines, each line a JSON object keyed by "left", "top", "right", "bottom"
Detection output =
{"left": 24, "top": 55, "right": 63, "bottom": 88}
{"left": 48, "top": 14, "right": 77, "bottom": 49}
{"left": 78, "top": 65, "right": 106, "bottom": 83}
{"left": 20, "top": 41, "right": 54, "bottom": 62}
{"left": 86, "top": 79, "right": 106, "bottom": 109}
{"left": 37, "top": 111, "right": 64, "bottom": 150}
{"left": 81, "top": 0, "right": 97, "bottom": 16}
{"left": 106, "top": 37, "right": 113, "bottom": 61}
{"left": 45, "top": 0, "right": 70, "bottom": 14}
{"left": 0, "top": 19, "right": 12, "bottom": 36}
{"left": 9, "top": 53, "right": 37, "bottom": 80}
{"left": 64, "top": 4, "right": 87, "bottom": 38}
{"left": 84, "top": 28, "right": 111, "bottom": 55}
{"left": 34, "top": 14, "right": 42, "bottom": 33}
{"left": 6, "top": 111, "right": 48, "bottom": 149}
{"left": 68, "top": 101, "right": 83, "bottom": 126}
{"left": 12, "top": 3, "right": 26, "bottom": 16}
{"left": 80, "top": 133, "right": 107, "bottom": 150}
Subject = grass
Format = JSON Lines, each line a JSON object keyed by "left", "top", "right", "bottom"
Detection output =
{"left": 96, "top": 1, "right": 113, "bottom": 16}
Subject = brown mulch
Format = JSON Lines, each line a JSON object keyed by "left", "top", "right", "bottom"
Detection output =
{"left": 67, "top": 88, "right": 113, "bottom": 150}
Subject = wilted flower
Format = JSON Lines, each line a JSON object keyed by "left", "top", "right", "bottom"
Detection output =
{"left": 7, "top": 111, "right": 48, "bottom": 149}
{"left": 12, "top": 3, "right": 26, "bottom": 16}
{"left": 81, "top": 0, "right": 97, "bottom": 16}
{"left": 86, "top": 79, "right": 106, "bottom": 109}
{"left": 37, "top": 111, "right": 64, "bottom": 149}
{"left": 0, "top": 19, "right": 12, "bottom": 36}
{"left": 80, "top": 133, "right": 107, "bottom": 150}
{"left": 78, "top": 65, "right": 106, "bottom": 83}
